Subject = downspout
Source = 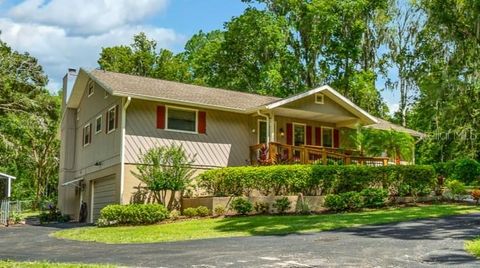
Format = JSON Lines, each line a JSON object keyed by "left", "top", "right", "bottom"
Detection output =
{"left": 257, "top": 110, "right": 270, "bottom": 144}
{"left": 119, "top": 96, "right": 132, "bottom": 204}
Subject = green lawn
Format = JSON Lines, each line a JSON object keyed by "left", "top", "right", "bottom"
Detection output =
{"left": 53, "top": 204, "right": 480, "bottom": 244}
{"left": 466, "top": 237, "right": 480, "bottom": 257}
{"left": 0, "top": 260, "right": 114, "bottom": 268}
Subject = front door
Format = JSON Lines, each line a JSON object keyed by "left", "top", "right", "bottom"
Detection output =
{"left": 293, "top": 123, "right": 305, "bottom": 160}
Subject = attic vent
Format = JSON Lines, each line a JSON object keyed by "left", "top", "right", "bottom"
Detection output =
{"left": 315, "top": 93, "right": 324, "bottom": 104}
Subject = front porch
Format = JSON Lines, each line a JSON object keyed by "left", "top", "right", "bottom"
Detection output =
{"left": 250, "top": 142, "right": 389, "bottom": 166}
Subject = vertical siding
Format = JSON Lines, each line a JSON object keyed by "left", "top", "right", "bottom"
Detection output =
{"left": 125, "top": 100, "right": 252, "bottom": 167}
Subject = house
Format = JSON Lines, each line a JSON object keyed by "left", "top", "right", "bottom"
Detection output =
{"left": 58, "top": 68, "right": 423, "bottom": 222}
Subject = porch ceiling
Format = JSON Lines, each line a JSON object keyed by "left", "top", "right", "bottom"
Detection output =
{"left": 272, "top": 107, "right": 357, "bottom": 124}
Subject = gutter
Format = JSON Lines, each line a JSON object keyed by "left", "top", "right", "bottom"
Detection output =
{"left": 119, "top": 96, "right": 132, "bottom": 204}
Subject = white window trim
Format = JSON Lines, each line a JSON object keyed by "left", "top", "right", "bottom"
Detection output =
{"left": 87, "top": 81, "right": 94, "bottom": 98}
{"left": 107, "top": 106, "right": 116, "bottom": 134}
{"left": 95, "top": 115, "right": 102, "bottom": 134}
{"left": 83, "top": 123, "right": 91, "bottom": 147}
{"left": 293, "top": 122, "right": 306, "bottom": 146}
{"left": 321, "top": 126, "right": 334, "bottom": 148}
{"left": 315, "top": 93, "right": 324, "bottom": 104}
{"left": 165, "top": 105, "right": 198, "bottom": 134}
{"left": 257, "top": 119, "right": 277, "bottom": 144}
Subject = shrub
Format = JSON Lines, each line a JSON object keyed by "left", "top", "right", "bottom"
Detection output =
{"left": 295, "top": 196, "right": 311, "bottom": 214}
{"left": 39, "top": 205, "right": 69, "bottom": 224}
{"left": 361, "top": 188, "right": 388, "bottom": 208}
{"left": 230, "top": 198, "right": 253, "bottom": 215}
{"left": 98, "top": 204, "right": 168, "bottom": 226}
{"left": 169, "top": 209, "right": 181, "bottom": 220}
{"left": 254, "top": 201, "right": 270, "bottom": 214}
{"left": 213, "top": 206, "right": 226, "bottom": 216}
{"left": 196, "top": 206, "right": 210, "bottom": 217}
{"left": 182, "top": 207, "right": 198, "bottom": 218}
{"left": 471, "top": 190, "right": 480, "bottom": 204}
{"left": 324, "top": 192, "right": 363, "bottom": 212}
{"left": 445, "top": 179, "right": 467, "bottom": 201}
{"left": 272, "top": 197, "right": 292, "bottom": 214}
{"left": 199, "top": 164, "right": 436, "bottom": 197}
{"left": 324, "top": 194, "right": 347, "bottom": 212}
{"left": 449, "top": 158, "right": 480, "bottom": 185}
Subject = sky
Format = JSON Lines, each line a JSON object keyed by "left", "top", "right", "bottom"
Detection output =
{"left": 0, "top": 0, "right": 399, "bottom": 113}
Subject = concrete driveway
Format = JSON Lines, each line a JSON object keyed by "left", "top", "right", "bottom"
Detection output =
{"left": 1, "top": 214, "right": 480, "bottom": 267}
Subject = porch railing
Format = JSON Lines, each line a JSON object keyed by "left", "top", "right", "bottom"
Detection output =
{"left": 249, "top": 142, "right": 389, "bottom": 166}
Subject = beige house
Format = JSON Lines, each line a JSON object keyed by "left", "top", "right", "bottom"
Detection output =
{"left": 58, "top": 68, "right": 422, "bottom": 222}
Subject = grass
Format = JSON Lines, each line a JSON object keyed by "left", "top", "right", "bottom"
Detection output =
{"left": 53, "top": 203, "right": 480, "bottom": 244}
{"left": 466, "top": 237, "right": 480, "bottom": 257}
{"left": 0, "top": 260, "right": 114, "bottom": 268}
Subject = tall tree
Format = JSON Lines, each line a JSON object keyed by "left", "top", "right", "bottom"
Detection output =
{"left": 411, "top": 0, "right": 480, "bottom": 162}
{"left": 386, "top": 0, "right": 423, "bottom": 126}
{"left": 0, "top": 34, "right": 60, "bottom": 204}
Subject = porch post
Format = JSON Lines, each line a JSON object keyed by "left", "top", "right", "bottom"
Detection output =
{"left": 269, "top": 112, "right": 275, "bottom": 143}
{"left": 7, "top": 177, "right": 11, "bottom": 198}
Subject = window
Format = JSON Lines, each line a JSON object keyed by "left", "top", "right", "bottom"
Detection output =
{"left": 87, "top": 81, "right": 94, "bottom": 97}
{"left": 258, "top": 120, "right": 267, "bottom": 144}
{"left": 166, "top": 107, "right": 197, "bottom": 133}
{"left": 107, "top": 106, "right": 116, "bottom": 133}
{"left": 83, "top": 124, "right": 92, "bottom": 146}
{"left": 95, "top": 115, "right": 102, "bottom": 134}
{"left": 315, "top": 93, "right": 324, "bottom": 104}
{"left": 322, "top": 127, "right": 333, "bottom": 148}
{"left": 293, "top": 123, "right": 306, "bottom": 146}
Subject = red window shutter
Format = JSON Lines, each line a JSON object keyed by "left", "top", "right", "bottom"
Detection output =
{"left": 315, "top": 127, "right": 322, "bottom": 146}
{"left": 156, "top": 106, "right": 166, "bottom": 129}
{"left": 306, "top": 125, "right": 312, "bottom": 145}
{"left": 334, "top": 129, "right": 340, "bottom": 148}
{"left": 115, "top": 105, "right": 119, "bottom": 129}
{"left": 286, "top": 123, "right": 293, "bottom": 145}
{"left": 198, "top": 111, "right": 206, "bottom": 134}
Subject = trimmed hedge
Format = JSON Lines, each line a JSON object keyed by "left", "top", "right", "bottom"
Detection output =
{"left": 98, "top": 204, "right": 168, "bottom": 226}
{"left": 199, "top": 164, "right": 436, "bottom": 197}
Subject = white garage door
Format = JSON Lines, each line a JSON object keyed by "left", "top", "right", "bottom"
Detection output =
{"left": 92, "top": 176, "right": 116, "bottom": 222}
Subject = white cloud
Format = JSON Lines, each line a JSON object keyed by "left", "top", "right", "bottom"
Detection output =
{"left": 0, "top": 18, "right": 183, "bottom": 91}
{"left": 8, "top": 0, "right": 168, "bottom": 35}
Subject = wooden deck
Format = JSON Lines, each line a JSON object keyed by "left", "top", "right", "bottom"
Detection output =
{"left": 249, "top": 142, "right": 389, "bottom": 166}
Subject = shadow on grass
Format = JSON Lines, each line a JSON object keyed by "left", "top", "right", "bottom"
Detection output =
{"left": 212, "top": 205, "right": 480, "bottom": 239}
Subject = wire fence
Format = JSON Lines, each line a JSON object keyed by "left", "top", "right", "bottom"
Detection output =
{"left": 0, "top": 199, "right": 9, "bottom": 226}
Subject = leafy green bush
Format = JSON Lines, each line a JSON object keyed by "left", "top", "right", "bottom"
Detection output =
{"left": 445, "top": 179, "right": 467, "bottom": 200}
{"left": 324, "top": 192, "right": 363, "bottom": 212}
{"left": 169, "top": 209, "right": 181, "bottom": 220}
{"left": 199, "top": 165, "right": 436, "bottom": 197}
{"left": 182, "top": 207, "right": 198, "bottom": 218}
{"left": 39, "top": 205, "right": 70, "bottom": 224}
{"left": 361, "top": 188, "right": 388, "bottom": 208}
{"left": 254, "top": 201, "right": 270, "bottom": 214}
{"left": 272, "top": 197, "right": 291, "bottom": 214}
{"left": 98, "top": 204, "right": 168, "bottom": 226}
{"left": 196, "top": 206, "right": 210, "bottom": 217}
{"left": 324, "top": 194, "right": 347, "bottom": 211}
{"left": 213, "top": 205, "right": 226, "bottom": 216}
{"left": 450, "top": 158, "right": 480, "bottom": 185}
{"left": 295, "top": 197, "right": 311, "bottom": 214}
{"left": 230, "top": 198, "right": 253, "bottom": 215}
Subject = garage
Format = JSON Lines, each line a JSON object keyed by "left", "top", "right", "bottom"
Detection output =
{"left": 91, "top": 176, "right": 116, "bottom": 222}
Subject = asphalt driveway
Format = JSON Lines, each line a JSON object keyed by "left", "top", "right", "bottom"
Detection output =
{"left": 1, "top": 214, "right": 480, "bottom": 267}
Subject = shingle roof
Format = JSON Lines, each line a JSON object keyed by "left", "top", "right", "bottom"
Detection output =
{"left": 368, "top": 117, "right": 426, "bottom": 138}
{"left": 89, "top": 69, "right": 280, "bottom": 111}
{"left": 87, "top": 69, "right": 424, "bottom": 137}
